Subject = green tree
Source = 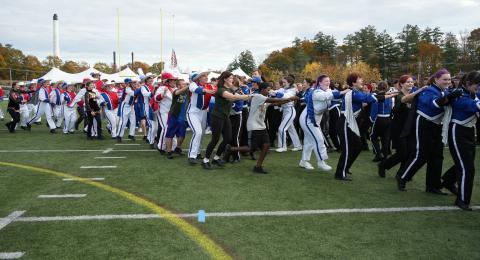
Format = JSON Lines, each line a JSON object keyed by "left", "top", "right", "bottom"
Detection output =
{"left": 23, "top": 55, "right": 45, "bottom": 79}
{"left": 93, "top": 62, "right": 114, "bottom": 74}
{"left": 376, "top": 30, "right": 400, "bottom": 79}
{"left": 442, "top": 32, "right": 460, "bottom": 73}
{"left": 312, "top": 32, "right": 337, "bottom": 63}
{"left": 263, "top": 50, "right": 292, "bottom": 72}
{"left": 237, "top": 50, "right": 256, "bottom": 75}
{"left": 397, "top": 24, "right": 422, "bottom": 71}
{"left": 226, "top": 57, "right": 239, "bottom": 71}
{"left": 150, "top": 62, "right": 164, "bottom": 75}
{"left": 42, "top": 55, "right": 63, "bottom": 68}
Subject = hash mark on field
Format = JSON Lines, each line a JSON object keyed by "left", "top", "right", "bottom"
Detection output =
{"left": 38, "top": 194, "right": 87, "bottom": 198}
{"left": 80, "top": 166, "right": 117, "bottom": 169}
{"left": 0, "top": 211, "right": 26, "bottom": 231}
{"left": 102, "top": 148, "right": 113, "bottom": 154}
{"left": 63, "top": 178, "right": 105, "bottom": 181}
{"left": 0, "top": 252, "right": 25, "bottom": 259}
{"left": 12, "top": 206, "right": 480, "bottom": 223}
{"left": 95, "top": 157, "right": 126, "bottom": 159}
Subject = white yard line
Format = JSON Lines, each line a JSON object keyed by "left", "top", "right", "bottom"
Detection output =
{"left": 80, "top": 166, "right": 117, "bottom": 169}
{"left": 37, "top": 194, "right": 87, "bottom": 198}
{"left": 94, "top": 157, "right": 126, "bottom": 159}
{"left": 114, "top": 144, "right": 140, "bottom": 146}
{"left": 0, "top": 211, "right": 26, "bottom": 231}
{"left": 0, "top": 252, "right": 25, "bottom": 259}
{"left": 13, "top": 206, "right": 480, "bottom": 223}
{"left": 0, "top": 150, "right": 103, "bottom": 153}
{"left": 63, "top": 178, "right": 105, "bottom": 181}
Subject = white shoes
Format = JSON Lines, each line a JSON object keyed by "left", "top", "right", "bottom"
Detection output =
{"left": 205, "top": 127, "right": 212, "bottom": 135}
{"left": 291, "top": 146, "right": 303, "bottom": 151}
{"left": 317, "top": 160, "right": 332, "bottom": 171}
{"left": 299, "top": 160, "right": 314, "bottom": 170}
{"left": 276, "top": 147, "right": 288, "bottom": 153}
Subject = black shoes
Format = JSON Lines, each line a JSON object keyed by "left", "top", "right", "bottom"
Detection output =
{"left": 212, "top": 159, "right": 226, "bottom": 167}
{"left": 425, "top": 187, "right": 448, "bottom": 195}
{"left": 128, "top": 135, "right": 136, "bottom": 141}
{"left": 167, "top": 152, "right": 174, "bottom": 159}
{"left": 50, "top": 129, "right": 56, "bottom": 134}
{"left": 377, "top": 162, "right": 386, "bottom": 178}
{"left": 335, "top": 176, "right": 352, "bottom": 181}
{"left": 116, "top": 136, "right": 122, "bottom": 143}
{"left": 396, "top": 175, "right": 406, "bottom": 191}
{"left": 372, "top": 156, "right": 384, "bottom": 162}
{"left": 158, "top": 149, "right": 166, "bottom": 155}
{"left": 442, "top": 182, "right": 458, "bottom": 195}
{"left": 97, "top": 136, "right": 105, "bottom": 140}
{"left": 253, "top": 166, "right": 267, "bottom": 174}
{"left": 455, "top": 200, "right": 472, "bottom": 211}
{"left": 174, "top": 147, "right": 183, "bottom": 155}
{"left": 202, "top": 161, "right": 212, "bottom": 170}
{"left": 188, "top": 158, "right": 198, "bottom": 165}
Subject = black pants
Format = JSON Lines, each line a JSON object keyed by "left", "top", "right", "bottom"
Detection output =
{"left": 266, "top": 106, "right": 282, "bottom": 146}
{"left": 382, "top": 136, "right": 408, "bottom": 170}
{"left": 370, "top": 117, "right": 391, "bottom": 159}
{"left": 6, "top": 108, "right": 20, "bottom": 132}
{"left": 335, "top": 115, "right": 362, "bottom": 179}
{"left": 228, "top": 113, "right": 242, "bottom": 160}
{"left": 87, "top": 112, "right": 102, "bottom": 138}
{"left": 397, "top": 115, "right": 443, "bottom": 190}
{"left": 442, "top": 124, "right": 476, "bottom": 204}
{"left": 205, "top": 115, "right": 232, "bottom": 159}
{"left": 359, "top": 117, "right": 371, "bottom": 151}
{"left": 75, "top": 106, "right": 86, "bottom": 130}
{"left": 239, "top": 107, "right": 249, "bottom": 147}
{"left": 328, "top": 107, "right": 341, "bottom": 150}
{"left": 294, "top": 105, "right": 305, "bottom": 142}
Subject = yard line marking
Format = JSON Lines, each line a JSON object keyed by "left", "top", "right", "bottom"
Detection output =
{"left": 0, "top": 252, "right": 25, "bottom": 259}
{"left": 80, "top": 166, "right": 117, "bottom": 169}
{"left": 102, "top": 148, "right": 113, "bottom": 154}
{"left": 0, "top": 150, "right": 104, "bottom": 153}
{"left": 38, "top": 194, "right": 87, "bottom": 198}
{"left": 0, "top": 162, "right": 232, "bottom": 260}
{"left": 12, "top": 206, "right": 480, "bottom": 223}
{"left": 63, "top": 178, "right": 105, "bottom": 181}
{"left": 0, "top": 211, "right": 26, "bottom": 231}
{"left": 95, "top": 157, "right": 126, "bottom": 159}
{"left": 114, "top": 144, "right": 140, "bottom": 146}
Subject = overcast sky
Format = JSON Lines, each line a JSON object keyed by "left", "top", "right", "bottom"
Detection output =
{"left": 1, "top": 0, "right": 478, "bottom": 71}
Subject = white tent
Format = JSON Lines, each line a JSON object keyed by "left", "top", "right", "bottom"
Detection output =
{"left": 232, "top": 68, "right": 251, "bottom": 79}
{"left": 39, "top": 67, "right": 138, "bottom": 84}
{"left": 207, "top": 72, "right": 221, "bottom": 82}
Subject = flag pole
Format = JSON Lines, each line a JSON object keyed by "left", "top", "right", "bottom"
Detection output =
{"left": 116, "top": 8, "right": 120, "bottom": 71}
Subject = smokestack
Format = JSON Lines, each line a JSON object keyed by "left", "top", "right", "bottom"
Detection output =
{"left": 53, "top": 14, "right": 60, "bottom": 60}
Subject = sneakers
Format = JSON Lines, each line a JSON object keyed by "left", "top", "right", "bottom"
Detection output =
{"left": 275, "top": 147, "right": 288, "bottom": 153}
{"left": 377, "top": 162, "right": 386, "bottom": 178}
{"left": 167, "top": 152, "right": 174, "bottom": 159}
{"left": 317, "top": 160, "right": 332, "bottom": 171}
{"left": 128, "top": 135, "right": 136, "bottom": 141}
{"left": 174, "top": 147, "right": 183, "bottom": 155}
{"left": 50, "top": 129, "right": 56, "bottom": 134}
{"left": 299, "top": 160, "right": 314, "bottom": 170}
{"left": 116, "top": 136, "right": 122, "bottom": 143}
{"left": 202, "top": 161, "right": 212, "bottom": 170}
{"left": 188, "top": 158, "right": 198, "bottom": 165}
{"left": 212, "top": 159, "right": 226, "bottom": 167}
{"left": 396, "top": 175, "right": 406, "bottom": 191}
{"left": 454, "top": 200, "right": 472, "bottom": 211}
{"left": 253, "top": 166, "right": 268, "bottom": 174}
{"left": 291, "top": 146, "right": 303, "bottom": 151}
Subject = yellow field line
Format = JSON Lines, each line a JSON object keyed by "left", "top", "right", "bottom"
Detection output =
{"left": 0, "top": 161, "right": 232, "bottom": 260}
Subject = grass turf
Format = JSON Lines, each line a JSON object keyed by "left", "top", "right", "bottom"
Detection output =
{"left": 0, "top": 105, "right": 479, "bottom": 259}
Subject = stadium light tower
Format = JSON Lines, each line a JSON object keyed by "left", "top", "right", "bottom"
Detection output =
{"left": 53, "top": 14, "right": 60, "bottom": 59}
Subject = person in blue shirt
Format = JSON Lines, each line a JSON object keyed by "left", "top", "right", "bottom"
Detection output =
{"left": 369, "top": 81, "right": 394, "bottom": 162}
{"left": 440, "top": 71, "right": 480, "bottom": 211}
{"left": 396, "top": 68, "right": 463, "bottom": 193}
{"left": 334, "top": 73, "right": 397, "bottom": 181}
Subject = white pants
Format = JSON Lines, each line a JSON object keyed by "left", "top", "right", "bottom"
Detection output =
{"left": 277, "top": 106, "right": 301, "bottom": 149}
{"left": 104, "top": 109, "right": 118, "bottom": 138}
{"left": 300, "top": 110, "right": 328, "bottom": 162}
{"left": 53, "top": 105, "right": 63, "bottom": 128}
{"left": 20, "top": 104, "right": 30, "bottom": 126}
{"left": 186, "top": 109, "right": 207, "bottom": 159}
{"left": 117, "top": 104, "right": 136, "bottom": 138}
{"left": 28, "top": 102, "right": 56, "bottom": 129}
{"left": 63, "top": 106, "right": 77, "bottom": 133}
{"left": 156, "top": 111, "right": 169, "bottom": 150}
{"left": 31, "top": 104, "right": 41, "bottom": 123}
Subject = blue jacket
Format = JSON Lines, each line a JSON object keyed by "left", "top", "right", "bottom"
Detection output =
{"left": 450, "top": 87, "right": 480, "bottom": 126}
{"left": 416, "top": 84, "right": 445, "bottom": 122}
{"left": 340, "top": 89, "right": 377, "bottom": 116}
{"left": 370, "top": 96, "right": 393, "bottom": 121}
{"left": 329, "top": 89, "right": 342, "bottom": 109}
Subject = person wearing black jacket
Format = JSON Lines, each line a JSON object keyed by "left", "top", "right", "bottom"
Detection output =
{"left": 84, "top": 81, "right": 103, "bottom": 140}
{"left": 5, "top": 82, "right": 21, "bottom": 133}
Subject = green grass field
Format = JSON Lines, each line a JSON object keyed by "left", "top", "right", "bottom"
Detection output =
{"left": 0, "top": 103, "right": 479, "bottom": 259}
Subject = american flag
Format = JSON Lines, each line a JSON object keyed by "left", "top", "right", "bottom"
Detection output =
{"left": 170, "top": 49, "right": 177, "bottom": 69}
